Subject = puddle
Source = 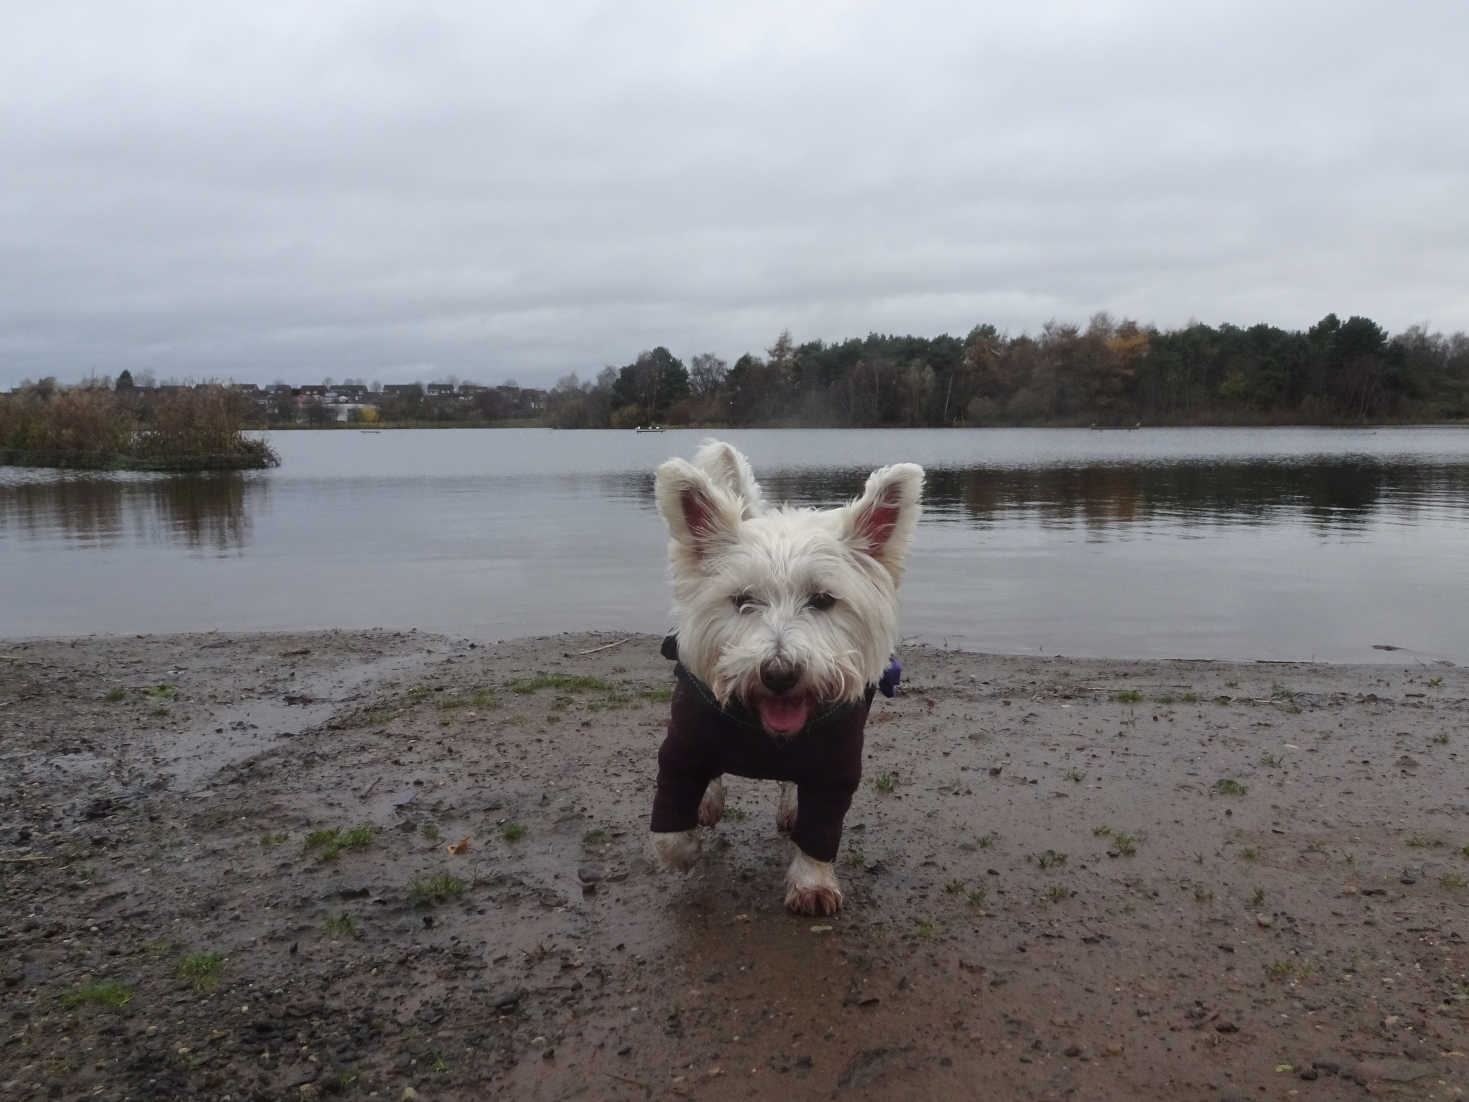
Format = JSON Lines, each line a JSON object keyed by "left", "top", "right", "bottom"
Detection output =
{"left": 164, "top": 651, "right": 440, "bottom": 790}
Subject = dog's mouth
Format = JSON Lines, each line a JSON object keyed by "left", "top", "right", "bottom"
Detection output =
{"left": 755, "top": 694, "right": 811, "bottom": 735}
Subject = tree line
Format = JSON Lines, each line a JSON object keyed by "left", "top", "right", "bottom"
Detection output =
{"left": 547, "top": 314, "right": 1469, "bottom": 428}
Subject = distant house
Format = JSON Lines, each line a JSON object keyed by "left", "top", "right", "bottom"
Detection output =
{"left": 230, "top": 382, "right": 261, "bottom": 395}
{"left": 297, "top": 385, "right": 328, "bottom": 400}
{"left": 381, "top": 384, "right": 421, "bottom": 398}
{"left": 425, "top": 383, "right": 456, "bottom": 399}
{"left": 458, "top": 383, "right": 486, "bottom": 397}
{"left": 334, "top": 384, "right": 368, "bottom": 403}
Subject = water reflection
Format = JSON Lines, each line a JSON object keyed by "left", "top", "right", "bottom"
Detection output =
{"left": 0, "top": 473, "right": 263, "bottom": 553}
{"left": 753, "top": 459, "right": 1469, "bottom": 536}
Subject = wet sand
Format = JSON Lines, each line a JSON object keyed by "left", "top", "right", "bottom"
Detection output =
{"left": 2, "top": 630, "right": 1466, "bottom": 1100}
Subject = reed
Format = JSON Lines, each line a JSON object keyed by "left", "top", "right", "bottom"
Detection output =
{"left": 0, "top": 383, "right": 279, "bottom": 470}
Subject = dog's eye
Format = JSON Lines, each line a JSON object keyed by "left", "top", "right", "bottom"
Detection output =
{"left": 807, "top": 592, "right": 836, "bottom": 612}
{"left": 732, "top": 593, "right": 756, "bottom": 612}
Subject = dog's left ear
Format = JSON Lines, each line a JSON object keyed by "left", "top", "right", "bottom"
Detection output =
{"left": 840, "top": 463, "right": 924, "bottom": 581}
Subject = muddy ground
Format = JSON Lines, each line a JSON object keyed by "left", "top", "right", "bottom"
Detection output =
{"left": 1, "top": 630, "right": 1466, "bottom": 1101}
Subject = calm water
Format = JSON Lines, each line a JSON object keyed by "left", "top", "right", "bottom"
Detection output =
{"left": 3, "top": 427, "right": 1469, "bottom": 663}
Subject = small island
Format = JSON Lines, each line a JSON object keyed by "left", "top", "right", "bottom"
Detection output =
{"left": 0, "top": 376, "right": 278, "bottom": 471}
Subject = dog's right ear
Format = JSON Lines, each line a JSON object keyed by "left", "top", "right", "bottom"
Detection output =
{"left": 655, "top": 458, "right": 742, "bottom": 560}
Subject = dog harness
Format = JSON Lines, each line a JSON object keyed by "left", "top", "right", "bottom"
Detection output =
{"left": 650, "top": 636, "right": 890, "bottom": 863}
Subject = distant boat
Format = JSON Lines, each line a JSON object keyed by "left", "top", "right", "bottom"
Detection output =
{"left": 1090, "top": 422, "right": 1142, "bottom": 431}
{"left": 635, "top": 425, "right": 665, "bottom": 433}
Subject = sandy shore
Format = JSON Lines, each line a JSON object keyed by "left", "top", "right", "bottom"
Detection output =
{"left": 2, "top": 630, "right": 1466, "bottom": 1101}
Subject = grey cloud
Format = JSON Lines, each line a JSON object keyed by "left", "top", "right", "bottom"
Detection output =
{"left": 3, "top": 0, "right": 1467, "bottom": 387}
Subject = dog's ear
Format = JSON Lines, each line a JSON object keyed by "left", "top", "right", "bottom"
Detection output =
{"left": 655, "top": 458, "right": 743, "bottom": 560}
{"left": 693, "top": 439, "right": 764, "bottom": 519}
{"left": 840, "top": 463, "right": 924, "bottom": 581}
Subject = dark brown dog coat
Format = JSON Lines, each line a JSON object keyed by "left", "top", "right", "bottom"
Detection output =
{"left": 649, "top": 660, "right": 875, "bottom": 863}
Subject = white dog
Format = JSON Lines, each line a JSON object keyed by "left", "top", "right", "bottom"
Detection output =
{"left": 649, "top": 440, "right": 923, "bottom": 915}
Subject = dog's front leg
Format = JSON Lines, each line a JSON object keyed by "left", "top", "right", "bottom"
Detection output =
{"left": 784, "top": 848, "right": 842, "bottom": 915}
{"left": 698, "top": 775, "right": 725, "bottom": 826}
{"left": 775, "top": 781, "right": 798, "bottom": 833}
{"left": 651, "top": 829, "right": 702, "bottom": 871}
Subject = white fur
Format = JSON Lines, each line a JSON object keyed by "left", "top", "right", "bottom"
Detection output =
{"left": 775, "top": 781, "right": 798, "bottom": 833}
{"left": 697, "top": 776, "right": 725, "bottom": 826}
{"left": 650, "top": 440, "right": 923, "bottom": 915}
{"left": 653, "top": 450, "right": 923, "bottom": 711}
{"left": 651, "top": 829, "right": 701, "bottom": 870}
{"left": 784, "top": 849, "right": 843, "bottom": 916}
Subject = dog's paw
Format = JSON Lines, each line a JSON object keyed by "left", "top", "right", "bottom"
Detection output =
{"left": 784, "top": 849, "right": 842, "bottom": 916}
{"left": 697, "top": 777, "right": 725, "bottom": 827}
{"left": 775, "top": 782, "right": 798, "bottom": 833}
{"left": 651, "top": 829, "right": 702, "bottom": 871}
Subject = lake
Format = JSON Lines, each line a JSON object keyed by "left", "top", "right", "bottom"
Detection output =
{"left": 3, "top": 427, "right": 1469, "bottom": 663}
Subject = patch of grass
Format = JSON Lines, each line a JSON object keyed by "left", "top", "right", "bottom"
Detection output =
{"left": 1179, "top": 692, "right": 1199, "bottom": 704}
{"left": 1264, "top": 959, "right": 1313, "bottom": 982}
{"left": 1432, "top": 733, "right": 1450, "bottom": 745}
{"left": 411, "top": 873, "right": 465, "bottom": 906}
{"left": 1193, "top": 884, "right": 1214, "bottom": 903}
{"left": 1153, "top": 694, "right": 1174, "bottom": 705}
{"left": 1213, "top": 778, "right": 1248, "bottom": 797}
{"left": 1224, "top": 680, "right": 1239, "bottom": 689}
{"left": 1111, "top": 689, "right": 1143, "bottom": 704}
{"left": 151, "top": 705, "right": 170, "bottom": 718}
{"left": 915, "top": 919, "right": 937, "bottom": 936}
{"left": 1251, "top": 887, "right": 1266, "bottom": 907}
{"left": 976, "top": 831, "right": 998, "bottom": 849}
{"left": 259, "top": 831, "right": 288, "bottom": 848}
{"left": 1442, "top": 873, "right": 1468, "bottom": 891}
{"left": 1240, "top": 846, "right": 1259, "bottom": 861}
{"left": 429, "top": 1052, "right": 449, "bottom": 1076}
{"left": 304, "top": 824, "right": 378, "bottom": 862}
{"left": 1029, "top": 849, "right": 1068, "bottom": 870}
{"left": 1259, "top": 752, "right": 1284, "bottom": 768}
{"left": 438, "top": 688, "right": 499, "bottom": 712}
{"left": 640, "top": 685, "right": 674, "bottom": 704}
{"left": 1427, "top": 676, "right": 1444, "bottom": 688}
{"left": 331, "top": 1070, "right": 359, "bottom": 1091}
{"left": 582, "top": 829, "right": 610, "bottom": 846}
{"left": 422, "top": 824, "right": 440, "bottom": 842}
{"left": 1405, "top": 834, "right": 1444, "bottom": 849}
{"left": 944, "top": 878, "right": 965, "bottom": 895}
{"left": 872, "top": 772, "right": 898, "bottom": 794}
{"left": 1093, "top": 825, "right": 1113, "bottom": 837}
{"left": 1045, "top": 884, "right": 1070, "bottom": 903}
{"left": 724, "top": 805, "right": 747, "bottom": 821}
{"left": 323, "top": 913, "right": 358, "bottom": 938}
{"left": 966, "top": 887, "right": 987, "bottom": 907}
{"left": 62, "top": 981, "right": 133, "bottom": 1010}
{"left": 500, "top": 821, "right": 526, "bottom": 842}
{"left": 144, "top": 683, "right": 177, "bottom": 700}
{"left": 1110, "top": 832, "right": 1140, "bottom": 857}
{"left": 1062, "top": 768, "right": 1085, "bottom": 784}
{"left": 175, "top": 952, "right": 225, "bottom": 992}
{"left": 104, "top": 687, "right": 127, "bottom": 703}
{"left": 507, "top": 673, "right": 614, "bottom": 696}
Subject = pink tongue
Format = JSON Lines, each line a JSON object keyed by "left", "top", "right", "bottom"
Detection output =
{"left": 758, "top": 696, "right": 810, "bottom": 734}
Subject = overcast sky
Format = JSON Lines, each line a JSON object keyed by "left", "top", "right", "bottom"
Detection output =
{"left": 3, "top": 1, "right": 1467, "bottom": 389}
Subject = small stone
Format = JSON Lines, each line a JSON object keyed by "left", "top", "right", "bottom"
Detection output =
{"left": 401, "top": 1089, "right": 419, "bottom": 1101}
{"left": 1255, "top": 913, "right": 1273, "bottom": 928}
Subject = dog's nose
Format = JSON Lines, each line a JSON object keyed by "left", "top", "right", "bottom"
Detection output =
{"left": 760, "top": 659, "right": 800, "bottom": 695}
